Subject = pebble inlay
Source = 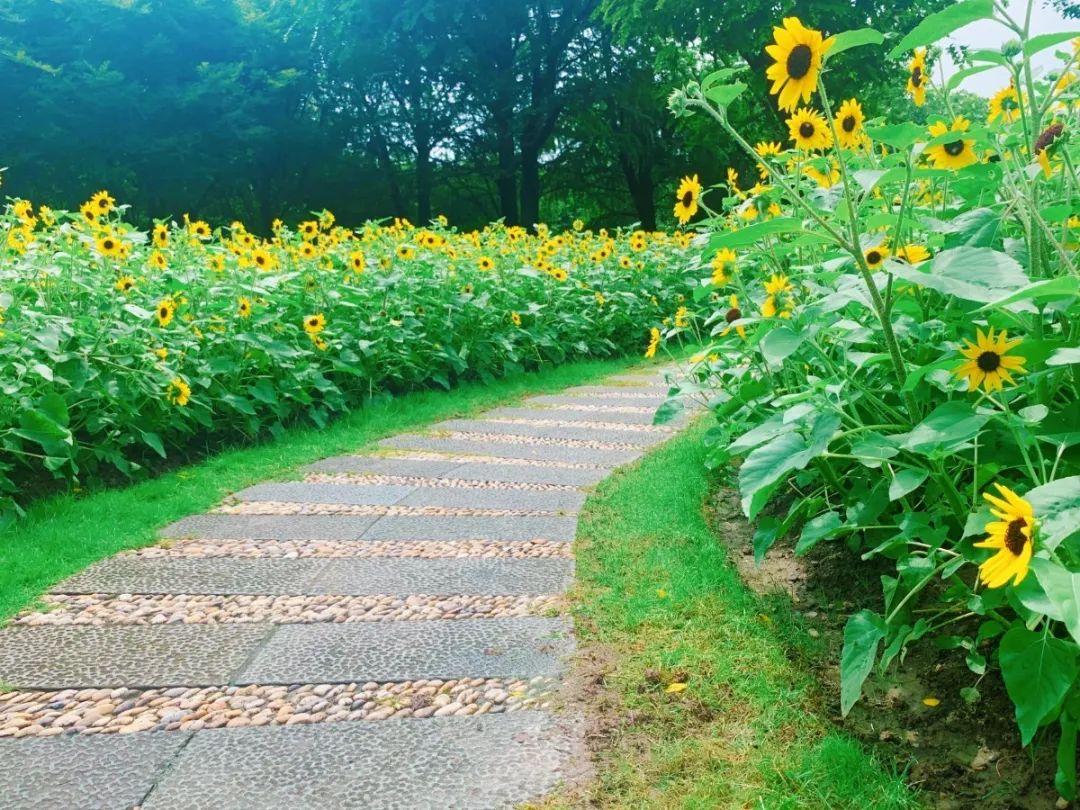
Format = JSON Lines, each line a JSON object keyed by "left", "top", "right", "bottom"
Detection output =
{"left": 15, "top": 594, "right": 561, "bottom": 626}
{"left": 132, "top": 538, "right": 573, "bottom": 559}
{"left": 302, "top": 473, "right": 578, "bottom": 492}
{"left": 0, "top": 676, "right": 558, "bottom": 737}
{"left": 214, "top": 502, "right": 566, "bottom": 517}
{"left": 483, "top": 417, "right": 670, "bottom": 433}
{"left": 377, "top": 450, "right": 604, "bottom": 470}
{"left": 433, "top": 430, "right": 645, "bottom": 450}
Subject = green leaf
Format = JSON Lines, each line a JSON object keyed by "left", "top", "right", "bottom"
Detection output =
{"left": 704, "top": 82, "right": 747, "bottom": 107}
{"left": 889, "top": 468, "right": 929, "bottom": 501}
{"left": 38, "top": 393, "right": 69, "bottom": 427}
{"left": 795, "top": 511, "right": 843, "bottom": 555}
{"left": 1057, "top": 692, "right": 1080, "bottom": 801}
{"left": 999, "top": 624, "right": 1078, "bottom": 745}
{"left": 946, "top": 64, "right": 997, "bottom": 92}
{"left": 653, "top": 398, "right": 684, "bottom": 425}
{"left": 1026, "top": 476, "right": 1080, "bottom": 551}
{"left": 866, "top": 122, "right": 924, "bottom": 150}
{"left": 139, "top": 431, "right": 167, "bottom": 459}
{"left": 841, "top": 610, "right": 886, "bottom": 716}
{"left": 704, "top": 218, "right": 804, "bottom": 250}
{"left": 739, "top": 432, "right": 807, "bottom": 519}
{"left": 1032, "top": 559, "right": 1080, "bottom": 645}
{"left": 701, "top": 67, "right": 745, "bottom": 91}
{"left": 827, "top": 28, "right": 884, "bottom": 58}
{"left": 760, "top": 325, "right": 804, "bottom": 366}
{"left": 975, "top": 276, "right": 1079, "bottom": 312}
{"left": 902, "top": 401, "right": 989, "bottom": 456}
{"left": 889, "top": 0, "right": 995, "bottom": 58}
{"left": 1024, "top": 31, "right": 1080, "bottom": 57}
{"left": 889, "top": 246, "right": 1030, "bottom": 304}
{"left": 1048, "top": 347, "right": 1080, "bottom": 367}
{"left": 752, "top": 517, "right": 780, "bottom": 564}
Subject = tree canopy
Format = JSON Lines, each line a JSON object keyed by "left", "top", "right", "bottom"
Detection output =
{"left": 1, "top": 0, "right": 947, "bottom": 231}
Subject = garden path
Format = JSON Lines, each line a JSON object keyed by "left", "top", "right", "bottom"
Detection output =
{"left": 0, "top": 366, "right": 687, "bottom": 809}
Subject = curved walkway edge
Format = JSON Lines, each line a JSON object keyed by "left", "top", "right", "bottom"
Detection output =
{"left": 0, "top": 365, "right": 689, "bottom": 810}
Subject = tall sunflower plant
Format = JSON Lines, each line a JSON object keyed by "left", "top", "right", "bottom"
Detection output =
{"left": 662, "top": 1, "right": 1080, "bottom": 797}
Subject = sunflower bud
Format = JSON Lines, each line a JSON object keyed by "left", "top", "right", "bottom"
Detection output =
{"left": 1000, "top": 39, "right": 1022, "bottom": 58}
{"left": 1035, "top": 122, "right": 1064, "bottom": 155}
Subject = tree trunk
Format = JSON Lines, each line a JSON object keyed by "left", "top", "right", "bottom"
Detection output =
{"left": 519, "top": 143, "right": 541, "bottom": 229}
{"left": 618, "top": 152, "right": 656, "bottom": 231}
{"left": 415, "top": 123, "right": 433, "bottom": 224}
{"left": 493, "top": 105, "right": 518, "bottom": 224}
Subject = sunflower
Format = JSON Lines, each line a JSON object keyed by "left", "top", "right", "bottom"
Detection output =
{"left": 764, "top": 273, "right": 794, "bottom": 296}
{"left": 723, "top": 294, "right": 746, "bottom": 339}
{"left": 907, "top": 48, "right": 928, "bottom": 107}
{"left": 619, "top": 255, "right": 632, "bottom": 269}
{"left": 209, "top": 254, "right": 226, "bottom": 273}
{"left": 115, "top": 275, "right": 135, "bottom": 293}
{"left": 787, "top": 107, "right": 833, "bottom": 151}
{"left": 237, "top": 297, "right": 252, "bottom": 318}
{"left": 166, "top": 377, "right": 191, "bottom": 407}
{"left": 954, "top": 327, "right": 1027, "bottom": 393}
{"left": 78, "top": 202, "right": 99, "bottom": 227}
{"left": 299, "top": 221, "right": 319, "bottom": 240}
{"left": 13, "top": 200, "right": 35, "bottom": 224}
{"left": 711, "top": 248, "right": 736, "bottom": 285}
{"left": 572, "top": 219, "right": 584, "bottom": 231}
{"left": 673, "top": 174, "right": 702, "bottom": 225}
{"left": 396, "top": 244, "right": 415, "bottom": 260}
{"left": 926, "top": 117, "right": 977, "bottom": 170}
{"left": 155, "top": 298, "right": 176, "bottom": 327}
{"left": 894, "top": 244, "right": 930, "bottom": 264}
{"left": 644, "top": 327, "right": 661, "bottom": 358}
{"left": 299, "top": 242, "right": 317, "bottom": 260}
{"left": 511, "top": 311, "right": 522, "bottom": 326}
{"left": 987, "top": 83, "right": 1022, "bottom": 124}
{"left": 477, "top": 256, "right": 495, "bottom": 271}
{"left": 189, "top": 220, "right": 211, "bottom": 239}
{"left": 96, "top": 233, "right": 123, "bottom": 258}
{"left": 303, "top": 313, "right": 326, "bottom": 335}
{"left": 551, "top": 267, "right": 568, "bottom": 282}
{"left": 350, "top": 251, "right": 365, "bottom": 272}
{"left": 974, "top": 483, "right": 1036, "bottom": 588}
{"left": 90, "top": 190, "right": 116, "bottom": 214}
{"left": 755, "top": 141, "right": 784, "bottom": 158}
{"left": 835, "top": 98, "right": 865, "bottom": 149}
{"left": 863, "top": 245, "right": 889, "bottom": 269}
{"left": 252, "top": 247, "right": 274, "bottom": 271}
{"left": 153, "top": 223, "right": 170, "bottom": 249}
{"left": 148, "top": 250, "right": 168, "bottom": 270}
{"left": 764, "top": 17, "right": 835, "bottom": 112}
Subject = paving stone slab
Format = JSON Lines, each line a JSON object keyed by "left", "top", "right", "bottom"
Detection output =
{"left": 556, "top": 385, "right": 675, "bottom": 400}
{"left": 234, "top": 482, "right": 415, "bottom": 506}
{"left": 0, "top": 732, "right": 192, "bottom": 810}
{"left": 394, "top": 485, "right": 585, "bottom": 512}
{"left": 303, "top": 456, "right": 463, "bottom": 477}
{"left": 0, "top": 625, "right": 269, "bottom": 688}
{"left": 310, "top": 558, "right": 574, "bottom": 596}
{"left": 55, "top": 557, "right": 330, "bottom": 595}
{"left": 430, "top": 419, "right": 665, "bottom": 446}
{"left": 380, "top": 434, "right": 641, "bottom": 466}
{"left": 485, "top": 405, "right": 663, "bottom": 425}
{"left": 360, "top": 514, "right": 578, "bottom": 542}
{"left": 239, "top": 617, "right": 572, "bottom": 683}
{"left": 144, "top": 714, "right": 579, "bottom": 810}
{"left": 161, "top": 514, "right": 382, "bottom": 540}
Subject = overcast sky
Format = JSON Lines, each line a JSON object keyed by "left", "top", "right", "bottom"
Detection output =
{"left": 947, "top": 0, "right": 1079, "bottom": 95}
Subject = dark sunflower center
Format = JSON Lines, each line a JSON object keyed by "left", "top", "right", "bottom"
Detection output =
{"left": 159, "top": 307, "right": 168, "bottom": 317}
{"left": 103, "top": 239, "right": 114, "bottom": 250}
{"left": 680, "top": 190, "right": 694, "bottom": 206}
{"left": 786, "top": 44, "right": 813, "bottom": 79}
{"left": 725, "top": 307, "right": 742, "bottom": 323}
{"left": 976, "top": 350, "right": 1001, "bottom": 372}
{"left": 911, "top": 66, "right": 923, "bottom": 87}
{"left": 866, "top": 250, "right": 882, "bottom": 264}
{"left": 799, "top": 121, "right": 816, "bottom": 138}
{"left": 944, "top": 139, "right": 966, "bottom": 156}
{"left": 842, "top": 115, "right": 857, "bottom": 133}
{"left": 1004, "top": 518, "right": 1029, "bottom": 555}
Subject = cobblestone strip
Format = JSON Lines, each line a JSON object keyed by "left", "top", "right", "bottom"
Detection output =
{"left": 481, "top": 417, "right": 671, "bottom": 433}
{"left": 430, "top": 431, "right": 645, "bottom": 451}
{"left": 213, "top": 502, "right": 568, "bottom": 518}
{"left": 301, "top": 473, "right": 578, "bottom": 492}
{"left": 132, "top": 538, "right": 572, "bottom": 560}
{"left": 0, "top": 677, "right": 558, "bottom": 737}
{"left": 374, "top": 450, "right": 605, "bottom": 470}
{"left": 14, "top": 594, "right": 560, "bottom": 627}
{"left": 531, "top": 403, "right": 657, "bottom": 414}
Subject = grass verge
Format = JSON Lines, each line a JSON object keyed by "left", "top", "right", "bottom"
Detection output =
{"left": 543, "top": 420, "right": 921, "bottom": 809}
{"left": 0, "top": 354, "right": 669, "bottom": 623}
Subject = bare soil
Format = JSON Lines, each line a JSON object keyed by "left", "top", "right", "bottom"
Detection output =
{"left": 712, "top": 488, "right": 1068, "bottom": 810}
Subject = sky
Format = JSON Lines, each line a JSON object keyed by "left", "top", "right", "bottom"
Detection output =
{"left": 948, "top": 0, "right": 1078, "bottom": 95}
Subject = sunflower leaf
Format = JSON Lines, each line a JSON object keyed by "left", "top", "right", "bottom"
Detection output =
{"left": 999, "top": 624, "right": 1078, "bottom": 745}
{"left": 1024, "top": 31, "right": 1080, "bottom": 58}
{"left": 889, "top": 246, "right": 1030, "bottom": 304}
{"left": 704, "top": 81, "right": 746, "bottom": 108}
{"left": 888, "top": 0, "right": 995, "bottom": 59}
{"left": 827, "top": 28, "right": 884, "bottom": 59}
{"left": 866, "top": 122, "right": 924, "bottom": 150}
{"left": 974, "top": 276, "right": 1079, "bottom": 312}
{"left": 840, "top": 610, "right": 886, "bottom": 716}
{"left": 901, "top": 401, "right": 989, "bottom": 456}
{"left": 1032, "top": 559, "right": 1080, "bottom": 645}
{"left": 1025, "top": 475, "right": 1080, "bottom": 551}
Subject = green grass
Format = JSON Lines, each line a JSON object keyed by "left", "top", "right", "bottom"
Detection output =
{"left": 541, "top": 420, "right": 920, "bottom": 810}
{"left": 0, "top": 354, "right": 671, "bottom": 623}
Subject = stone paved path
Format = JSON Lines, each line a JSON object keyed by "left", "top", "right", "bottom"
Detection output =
{"left": 0, "top": 366, "right": 686, "bottom": 810}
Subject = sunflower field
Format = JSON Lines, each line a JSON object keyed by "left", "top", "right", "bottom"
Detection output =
{"left": 0, "top": 197, "right": 692, "bottom": 525}
{"left": 662, "top": 2, "right": 1080, "bottom": 799}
